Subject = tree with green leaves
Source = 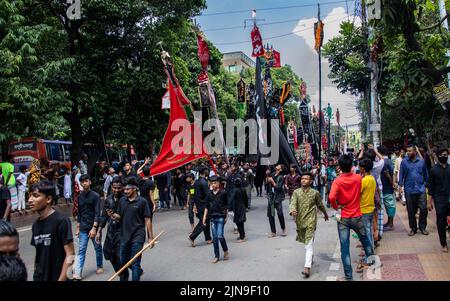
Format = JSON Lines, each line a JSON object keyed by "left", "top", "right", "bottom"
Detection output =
{"left": 324, "top": 1, "right": 450, "bottom": 145}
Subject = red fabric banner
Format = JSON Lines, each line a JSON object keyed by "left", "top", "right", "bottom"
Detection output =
{"left": 293, "top": 125, "right": 298, "bottom": 150}
{"left": 197, "top": 33, "right": 210, "bottom": 71}
{"left": 251, "top": 25, "right": 265, "bottom": 57}
{"left": 150, "top": 81, "right": 208, "bottom": 176}
{"left": 273, "top": 50, "right": 281, "bottom": 67}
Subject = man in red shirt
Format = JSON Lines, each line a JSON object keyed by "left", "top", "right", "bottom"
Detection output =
{"left": 329, "top": 154, "right": 375, "bottom": 281}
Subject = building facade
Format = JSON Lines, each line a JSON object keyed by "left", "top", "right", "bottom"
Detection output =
{"left": 222, "top": 51, "right": 256, "bottom": 73}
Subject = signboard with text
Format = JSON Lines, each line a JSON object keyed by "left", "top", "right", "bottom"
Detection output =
{"left": 433, "top": 82, "right": 450, "bottom": 109}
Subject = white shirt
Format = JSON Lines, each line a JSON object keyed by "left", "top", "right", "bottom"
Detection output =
{"left": 79, "top": 160, "right": 88, "bottom": 175}
{"left": 372, "top": 158, "right": 385, "bottom": 191}
{"left": 64, "top": 174, "right": 72, "bottom": 198}
{"left": 16, "top": 173, "right": 27, "bottom": 192}
{"left": 75, "top": 172, "right": 83, "bottom": 191}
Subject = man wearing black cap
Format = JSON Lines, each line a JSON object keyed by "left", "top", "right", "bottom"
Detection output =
{"left": 188, "top": 167, "right": 212, "bottom": 246}
{"left": 73, "top": 174, "right": 103, "bottom": 280}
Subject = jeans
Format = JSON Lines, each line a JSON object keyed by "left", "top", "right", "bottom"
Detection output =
{"left": 211, "top": 217, "right": 228, "bottom": 259}
{"left": 120, "top": 242, "right": 144, "bottom": 281}
{"left": 76, "top": 231, "right": 103, "bottom": 277}
{"left": 361, "top": 212, "right": 374, "bottom": 250}
{"left": 405, "top": 193, "right": 427, "bottom": 232}
{"left": 337, "top": 217, "right": 374, "bottom": 281}
{"left": 267, "top": 199, "right": 285, "bottom": 234}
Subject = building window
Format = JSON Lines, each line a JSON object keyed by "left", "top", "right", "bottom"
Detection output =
{"left": 228, "top": 65, "right": 237, "bottom": 73}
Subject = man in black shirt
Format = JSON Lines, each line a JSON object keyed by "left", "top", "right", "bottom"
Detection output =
{"left": 242, "top": 163, "right": 254, "bottom": 209}
{"left": 139, "top": 166, "right": 157, "bottom": 218}
{"left": 96, "top": 176, "right": 127, "bottom": 280}
{"left": 111, "top": 177, "right": 153, "bottom": 281}
{"left": 156, "top": 172, "right": 171, "bottom": 209}
{"left": 188, "top": 167, "right": 212, "bottom": 247}
{"left": 0, "top": 220, "right": 19, "bottom": 257}
{"left": 186, "top": 173, "right": 196, "bottom": 232}
{"left": 267, "top": 164, "right": 287, "bottom": 237}
{"left": 73, "top": 175, "right": 103, "bottom": 280}
{"left": 427, "top": 149, "right": 450, "bottom": 253}
{"left": 29, "top": 180, "right": 74, "bottom": 281}
{"left": 226, "top": 163, "right": 243, "bottom": 234}
{"left": 203, "top": 175, "right": 229, "bottom": 263}
{"left": 139, "top": 166, "right": 156, "bottom": 244}
{"left": 173, "top": 168, "right": 187, "bottom": 209}
{"left": 123, "top": 161, "right": 138, "bottom": 184}
{"left": 0, "top": 182, "right": 11, "bottom": 221}
{"left": 0, "top": 255, "right": 27, "bottom": 281}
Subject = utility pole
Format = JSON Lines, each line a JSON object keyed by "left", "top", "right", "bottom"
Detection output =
{"left": 318, "top": 3, "right": 322, "bottom": 164}
{"left": 316, "top": 3, "right": 324, "bottom": 197}
{"left": 367, "top": 0, "right": 381, "bottom": 146}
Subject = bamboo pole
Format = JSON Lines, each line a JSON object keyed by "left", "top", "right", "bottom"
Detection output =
{"left": 107, "top": 230, "right": 165, "bottom": 281}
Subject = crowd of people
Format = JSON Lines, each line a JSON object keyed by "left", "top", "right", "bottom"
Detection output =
{"left": 0, "top": 143, "right": 449, "bottom": 281}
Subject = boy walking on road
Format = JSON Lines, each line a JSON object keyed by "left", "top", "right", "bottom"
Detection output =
{"left": 289, "top": 172, "right": 328, "bottom": 278}
{"left": 203, "top": 175, "right": 229, "bottom": 263}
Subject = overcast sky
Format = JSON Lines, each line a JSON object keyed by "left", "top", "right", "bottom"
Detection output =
{"left": 197, "top": 0, "right": 361, "bottom": 127}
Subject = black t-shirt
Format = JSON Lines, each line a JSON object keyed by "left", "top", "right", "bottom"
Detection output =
{"left": 193, "top": 177, "right": 209, "bottom": 207}
{"left": 77, "top": 190, "right": 100, "bottom": 232}
{"left": 139, "top": 178, "right": 155, "bottom": 203}
{"left": 206, "top": 190, "right": 228, "bottom": 218}
{"left": 174, "top": 174, "right": 186, "bottom": 190}
{"left": 123, "top": 170, "right": 138, "bottom": 184}
{"left": 0, "top": 187, "right": 11, "bottom": 221}
{"left": 186, "top": 183, "right": 195, "bottom": 203}
{"left": 31, "top": 210, "right": 73, "bottom": 281}
{"left": 118, "top": 196, "right": 151, "bottom": 244}
{"left": 139, "top": 178, "right": 155, "bottom": 215}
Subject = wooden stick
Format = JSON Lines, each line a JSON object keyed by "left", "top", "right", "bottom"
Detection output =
{"left": 107, "top": 230, "right": 165, "bottom": 281}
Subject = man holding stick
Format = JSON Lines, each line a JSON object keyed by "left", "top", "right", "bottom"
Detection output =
{"left": 110, "top": 177, "right": 153, "bottom": 281}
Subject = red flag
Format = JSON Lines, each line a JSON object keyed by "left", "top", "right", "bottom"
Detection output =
{"left": 336, "top": 108, "right": 340, "bottom": 125}
{"left": 251, "top": 25, "right": 265, "bottom": 57}
{"left": 196, "top": 33, "right": 210, "bottom": 71}
{"left": 150, "top": 81, "right": 208, "bottom": 176}
{"left": 173, "top": 83, "right": 191, "bottom": 106}
{"left": 293, "top": 124, "right": 298, "bottom": 150}
{"left": 273, "top": 50, "right": 281, "bottom": 67}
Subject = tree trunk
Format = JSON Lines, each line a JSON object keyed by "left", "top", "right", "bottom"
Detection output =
{"left": 64, "top": 106, "right": 83, "bottom": 170}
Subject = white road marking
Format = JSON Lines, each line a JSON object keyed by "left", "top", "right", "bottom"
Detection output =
{"left": 326, "top": 276, "right": 337, "bottom": 281}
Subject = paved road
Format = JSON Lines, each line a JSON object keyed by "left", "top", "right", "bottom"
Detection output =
{"left": 18, "top": 191, "right": 364, "bottom": 281}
